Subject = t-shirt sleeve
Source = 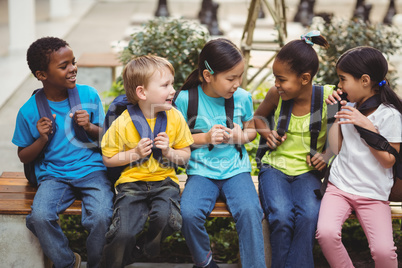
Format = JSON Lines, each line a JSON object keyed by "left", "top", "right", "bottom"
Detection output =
{"left": 242, "top": 91, "right": 254, "bottom": 123}
{"left": 377, "top": 107, "right": 402, "bottom": 143}
{"left": 12, "top": 109, "right": 36, "bottom": 148}
{"left": 101, "top": 113, "right": 127, "bottom": 158}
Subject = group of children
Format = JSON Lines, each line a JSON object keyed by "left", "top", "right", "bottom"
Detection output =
{"left": 12, "top": 31, "right": 401, "bottom": 268}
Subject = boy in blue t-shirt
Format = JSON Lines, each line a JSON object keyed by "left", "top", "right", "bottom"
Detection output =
{"left": 12, "top": 37, "right": 113, "bottom": 268}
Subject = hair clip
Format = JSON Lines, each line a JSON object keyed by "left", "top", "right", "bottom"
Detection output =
{"left": 378, "top": 80, "right": 386, "bottom": 87}
{"left": 301, "top": 30, "right": 321, "bottom": 46}
{"left": 204, "top": 60, "right": 214, "bottom": 74}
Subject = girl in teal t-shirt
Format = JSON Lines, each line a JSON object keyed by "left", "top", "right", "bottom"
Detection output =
{"left": 175, "top": 38, "right": 266, "bottom": 268}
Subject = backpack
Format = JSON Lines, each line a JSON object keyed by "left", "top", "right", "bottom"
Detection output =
{"left": 314, "top": 94, "right": 402, "bottom": 201}
{"left": 103, "top": 95, "right": 168, "bottom": 184}
{"left": 255, "top": 85, "right": 335, "bottom": 170}
{"left": 24, "top": 87, "right": 94, "bottom": 186}
{"left": 178, "top": 86, "right": 243, "bottom": 158}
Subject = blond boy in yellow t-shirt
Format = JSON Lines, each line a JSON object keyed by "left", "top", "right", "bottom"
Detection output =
{"left": 100, "top": 55, "right": 193, "bottom": 268}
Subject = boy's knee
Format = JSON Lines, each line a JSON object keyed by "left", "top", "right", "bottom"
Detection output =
{"left": 28, "top": 208, "right": 57, "bottom": 224}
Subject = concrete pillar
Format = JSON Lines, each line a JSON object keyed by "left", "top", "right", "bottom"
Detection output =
{"left": 0, "top": 215, "right": 46, "bottom": 267}
{"left": 50, "top": 0, "right": 71, "bottom": 19}
{"left": 8, "top": 0, "right": 35, "bottom": 52}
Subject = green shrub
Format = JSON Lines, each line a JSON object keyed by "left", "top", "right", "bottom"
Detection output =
{"left": 311, "top": 18, "right": 402, "bottom": 88}
{"left": 109, "top": 17, "right": 209, "bottom": 98}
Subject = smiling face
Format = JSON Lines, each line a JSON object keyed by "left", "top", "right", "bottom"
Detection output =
{"left": 272, "top": 59, "right": 306, "bottom": 101}
{"left": 38, "top": 46, "right": 77, "bottom": 92}
{"left": 143, "top": 66, "right": 176, "bottom": 115}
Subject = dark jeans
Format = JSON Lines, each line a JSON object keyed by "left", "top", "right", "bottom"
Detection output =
{"left": 100, "top": 177, "right": 182, "bottom": 268}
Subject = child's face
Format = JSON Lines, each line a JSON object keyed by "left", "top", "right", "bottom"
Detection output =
{"left": 337, "top": 68, "right": 368, "bottom": 104}
{"left": 272, "top": 60, "right": 304, "bottom": 101}
{"left": 144, "top": 67, "right": 175, "bottom": 114}
{"left": 42, "top": 46, "right": 77, "bottom": 90}
{"left": 205, "top": 60, "right": 244, "bottom": 99}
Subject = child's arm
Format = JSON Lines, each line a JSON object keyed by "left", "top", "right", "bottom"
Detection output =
{"left": 70, "top": 110, "right": 102, "bottom": 141}
{"left": 102, "top": 138, "right": 153, "bottom": 167}
{"left": 154, "top": 132, "right": 191, "bottom": 165}
{"left": 17, "top": 117, "right": 53, "bottom": 163}
{"left": 254, "top": 86, "right": 285, "bottom": 149}
{"left": 335, "top": 105, "right": 398, "bottom": 168}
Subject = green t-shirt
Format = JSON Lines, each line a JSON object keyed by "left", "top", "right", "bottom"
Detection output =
{"left": 261, "top": 85, "right": 334, "bottom": 176}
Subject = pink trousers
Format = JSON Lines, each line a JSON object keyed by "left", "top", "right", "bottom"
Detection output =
{"left": 316, "top": 183, "right": 398, "bottom": 268}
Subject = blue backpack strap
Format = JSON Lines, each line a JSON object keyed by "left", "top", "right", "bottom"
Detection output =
{"left": 67, "top": 86, "right": 95, "bottom": 145}
{"left": 127, "top": 104, "right": 167, "bottom": 165}
{"left": 24, "top": 88, "right": 57, "bottom": 186}
{"left": 276, "top": 99, "right": 293, "bottom": 137}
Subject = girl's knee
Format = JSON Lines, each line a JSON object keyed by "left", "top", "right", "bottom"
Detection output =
{"left": 371, "top": 244, "right": 398, "bottom": 264}
{"left": 315, "top": 224, "right": 341, "bottom": 244}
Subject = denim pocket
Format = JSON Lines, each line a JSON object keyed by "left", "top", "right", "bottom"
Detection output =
{"left": 168, "top": 198, "right": 182, "bottom": 231}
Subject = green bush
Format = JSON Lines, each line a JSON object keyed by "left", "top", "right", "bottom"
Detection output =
{"left": 109, "top": 17, "right": 209, "bottom": 98}
{"left": 311, "top": 18, "right": 402, "bottom": 88}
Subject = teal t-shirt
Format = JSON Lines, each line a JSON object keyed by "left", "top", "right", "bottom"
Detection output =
{"left": 175, "top": 85, "right": 253, "bottom": 179}
{"left": 12, "top": 84, "right": 106, "bottom": 182}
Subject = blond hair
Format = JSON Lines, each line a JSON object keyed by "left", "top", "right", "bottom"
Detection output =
{"left": 123, "top": 55, "right": 175, "bottom": 104}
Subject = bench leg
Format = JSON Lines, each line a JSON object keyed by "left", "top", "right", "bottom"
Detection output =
{"left": 262, "top": 218, "right": 272, "bottom": 268}
{"left": 0, "top": 215, "right": 47, "bottom": 267}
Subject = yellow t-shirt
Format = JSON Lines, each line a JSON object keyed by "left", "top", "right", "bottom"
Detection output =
{"left": 101, "top": 107, "right": 193, "bottom": 186}
{"left": 262, "top": 85, "right": 334, "bottom": 176}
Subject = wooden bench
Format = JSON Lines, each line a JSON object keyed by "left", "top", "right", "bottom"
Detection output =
{"left": 1, "top": 171, "right": 401, "bottom": 267}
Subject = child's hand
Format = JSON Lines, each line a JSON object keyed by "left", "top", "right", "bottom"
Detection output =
{"left": 36, "top": 115, "right": 55, "bottom": 140}
{"left": 265, "top": 130, "right": 287, "bottom": 149}
{"left": 335, "top": 105, "right": 375, "bottom": 130}
{"left": 307, "top": 152, "right": 327, "bottom": 171}
{"left": 208, "top": 125, "right": 226, "bottom": 145}
{"left": 222, "top": 123, "right": 242, "bottom": 144}
{"left": 70, "top": 110, "right": 91, "bottom": 131}
{"left": 326, "top": 89, "right": 347, "bottom": 106}
{"left": 134, "top": 138, "right": 153, "bottom": 159}
{"left": 154, "top": 132, "right": 170, "bottom": 155}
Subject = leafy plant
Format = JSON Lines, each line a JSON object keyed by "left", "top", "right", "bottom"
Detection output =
{"left": 311, "top": 18, "right": 402, "bottom": 88}
{"left": 110, "top": 17, "right": 209, "bottom": 97}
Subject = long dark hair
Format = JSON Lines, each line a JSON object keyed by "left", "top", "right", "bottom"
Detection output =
{"left": 276, "top": 34, "right": 329, "bottom": 77}
{"left": 179, "top": 38, "right": 243, "bottom": 91}
{"left": 336, "top": 46, "right": 402, "bottom": 114}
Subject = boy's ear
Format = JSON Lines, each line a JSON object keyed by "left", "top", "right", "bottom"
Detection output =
{"left": 202, "top": 69, "right": 212, "bottom": 83}
{"left": 300, "top": 72, "right": 311, "bottom": 85}
{"left": 135, "top": 85, "right": 147, "bottom": 100}
{"left": 35, "top": 71, "right": 47, "bottom": 81}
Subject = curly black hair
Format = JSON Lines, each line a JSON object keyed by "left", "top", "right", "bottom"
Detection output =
{"left": 26, "top": 37, "right": 69, "bottom": 78}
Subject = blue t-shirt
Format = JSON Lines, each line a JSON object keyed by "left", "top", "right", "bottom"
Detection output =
{"left": 175, "top": 85, "right": 253, "bottom": 179}
{"left": 12, "top": 84, "right": 106, "bottom": 182}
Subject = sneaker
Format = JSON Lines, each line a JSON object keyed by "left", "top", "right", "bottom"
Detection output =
{"left": 73, "top": 252, "right": 81, "bottom": 268}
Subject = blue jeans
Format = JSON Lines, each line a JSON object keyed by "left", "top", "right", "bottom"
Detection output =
{"left": 181, "top": 173, "right": 266, "bottom": 268}
{"left": 26, "top": 170, "right": 114, "bottom": 268}
{"left": 100, "top": 177, "right": 182, "bottom": 268}
{"left": 258, "top": 164, "right": 322, "bottom": 268}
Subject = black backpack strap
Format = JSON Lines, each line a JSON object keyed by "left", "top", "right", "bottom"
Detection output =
{"left": 310, "top": 85, "right": 324, "bottom": 158}
{"left": 187, "top": 87, "right": 201, "bottom": 134}
{"left": 276, "top": 99, "right": 293, "bottom": 137}
{"left": 225, "top": 96, "right": 243, "bottom": 159}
